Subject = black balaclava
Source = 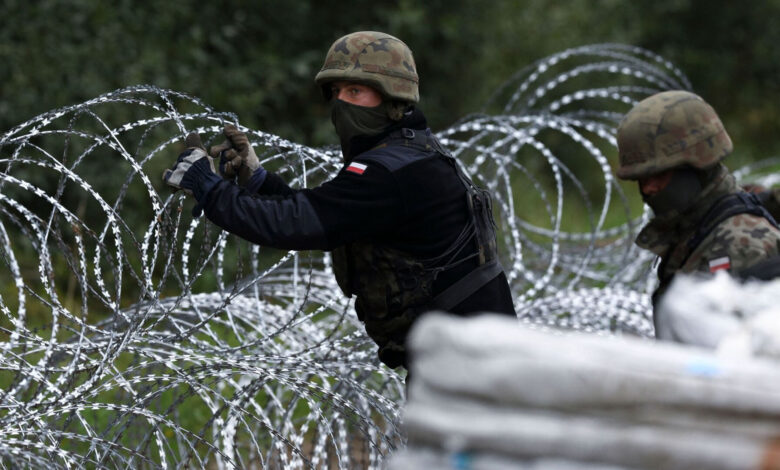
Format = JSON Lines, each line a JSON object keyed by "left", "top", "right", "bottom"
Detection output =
{"left": 331, "top": 100, "right": 396, "bottom": 162}
{"left": 641, "top": 167, "right": 708, "bottom": 216}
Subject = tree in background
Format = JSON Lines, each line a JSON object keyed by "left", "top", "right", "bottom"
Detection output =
{"left": 2, "top": 0, "right": 778, "bottom": 158}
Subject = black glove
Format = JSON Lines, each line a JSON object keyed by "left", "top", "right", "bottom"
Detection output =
{"left": 163, "top": 132, "right": 221, "bottom": 217}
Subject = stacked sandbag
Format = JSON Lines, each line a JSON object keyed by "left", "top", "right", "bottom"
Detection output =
{"left": 387, "top": 313, "right": 780, "bottom": 470}
{"left": 656, "top": 272, "right": 780, "bottom": 359}
{"left": 390, "top": 447, "right": 631, "bottom": 470}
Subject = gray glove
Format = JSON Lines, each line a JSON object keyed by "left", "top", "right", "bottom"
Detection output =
{"left": 209, "top": 124, "right": 261, "bottom": 186}
{"left": 163, "top": 132, "right": 221, "bottom": 216}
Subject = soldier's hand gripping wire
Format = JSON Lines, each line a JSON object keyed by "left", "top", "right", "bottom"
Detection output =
{"left": 209, "top": 124, "right": 267, "bottom": 192}
{"left": 163, "top": 132, "right": 221, "bottom": 217}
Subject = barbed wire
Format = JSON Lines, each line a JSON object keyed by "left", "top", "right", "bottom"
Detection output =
{"left": 0, "top": 44, "right": 759, "bottom": 468}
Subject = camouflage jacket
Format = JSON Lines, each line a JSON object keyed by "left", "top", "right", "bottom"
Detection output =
{"left": 637, "top": 164, "right": 780, "bottom": 284}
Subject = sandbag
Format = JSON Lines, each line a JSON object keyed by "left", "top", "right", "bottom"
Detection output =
{"left": 656, "top": 272, "right": 780, "bottom": 360}
{"left": 408, "top": 313, "right": 780, "bottom": 414}
{"left": 388, "top": 446, "right": 636, "bottom": 470}
{"left": 395, "top": 313, "right": 780, "bottom": 470}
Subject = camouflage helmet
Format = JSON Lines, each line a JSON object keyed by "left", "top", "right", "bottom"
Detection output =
{"left": 616, "top": 90, "right": 733, "bottom": 180}
{"left": 314, "top": 31, "right": 419, "bottom": 103}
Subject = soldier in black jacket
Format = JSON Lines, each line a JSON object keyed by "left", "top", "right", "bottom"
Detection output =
{"left": 164, "top": 31, "right": 516, "bottom": 371}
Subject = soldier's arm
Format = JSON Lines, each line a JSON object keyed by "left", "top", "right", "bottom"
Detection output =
{"left": 201, "top": 159, "right": 403, "bottom": 251}
{"left": 254, "top": 171, "right": 296, "bottom": 197}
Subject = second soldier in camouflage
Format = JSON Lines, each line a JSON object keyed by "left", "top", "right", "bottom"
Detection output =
{"left": 616, "top": 90, "right": 780, "bottom": 330}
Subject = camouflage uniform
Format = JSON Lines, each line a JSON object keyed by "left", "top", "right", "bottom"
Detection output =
{"left": 636, "top": 164, "right": 780, "bottom": 282}
{"left": 616, "top": 90, "right": 780, "bottom": 310}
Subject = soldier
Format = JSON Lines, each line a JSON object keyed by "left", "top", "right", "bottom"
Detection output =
{"left": 163, "top": 31, "right": 517, "bottom": 373}
{"left": 615, "top": 90, "right": 780, "bottom": 326}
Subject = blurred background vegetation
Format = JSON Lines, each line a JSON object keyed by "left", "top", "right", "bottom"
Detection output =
{"left": 2, "top": 0, "right": 779, "bottom": 162}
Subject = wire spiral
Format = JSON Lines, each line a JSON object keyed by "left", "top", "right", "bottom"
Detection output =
{"left": 0, "top": 44, "right": 753, "bottom": 468}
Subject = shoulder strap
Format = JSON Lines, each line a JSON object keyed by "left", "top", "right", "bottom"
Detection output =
{"left": 430, "top": 260, "right": 504, "bottom": 311}
{"left": 738, "top": 254, "right": 780, "bottom": 281}
{"left": 686, "top": 192, "right": 780, "bottom": 253}
{"left": 375, "top": 127, "right": 434, "bottom": 152}
{"left": 360, "top": 128, "right": 442, "bottom": 173}
{"left": 378, "top": 128, "right": 479, "bottom": 190}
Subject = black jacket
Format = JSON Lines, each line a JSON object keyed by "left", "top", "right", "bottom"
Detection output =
{"left": 202, "top": 109, "right": 516, "bottom": 319}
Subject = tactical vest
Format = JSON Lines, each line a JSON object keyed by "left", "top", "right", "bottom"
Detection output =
{"left": 686, "top": 191, "right": 779, "bottom": 255}
{"left": 653, "top": 191, "right": 780, "bottom": 312}
{"left": 331, "top": 128, "right": 503, "bottom": 368}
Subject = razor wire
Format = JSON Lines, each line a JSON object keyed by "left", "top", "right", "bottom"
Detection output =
{"left": 0, "top": 43, "right": 762, "bottom": 468}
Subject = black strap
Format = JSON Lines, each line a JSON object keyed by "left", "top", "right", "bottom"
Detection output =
{"left": 391, "top": 128, "right": 479, "bottom": 190}
{"left": 686, "top": 192, "right": 780, "bottom": 253}
{"left": 738, "top": 254, "right": 780, "bottom": 281}
{"left": 377, "top": 127, "right": 432, "bottom": 152}
{"left": 430, "top": 260, "right": 504, "bottom": 311}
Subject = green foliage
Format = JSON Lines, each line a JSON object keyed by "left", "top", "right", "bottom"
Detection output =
{"left": 2, "top": 0, "right": 778, "bottom": 157}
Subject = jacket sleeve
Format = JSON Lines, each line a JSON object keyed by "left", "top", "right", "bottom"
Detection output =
{"left": 202, "top": 160, "right": 404, "bottom": 251}
{"left": 256, "top": 172, "right": 296, "bottom": 197}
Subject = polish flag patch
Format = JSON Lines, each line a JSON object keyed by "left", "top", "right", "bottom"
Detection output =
{"left": 346, "top": 162, "right": 367, "bottom": 175}
{"left": 708, "top": 256, "right": 731, "bottom": 273}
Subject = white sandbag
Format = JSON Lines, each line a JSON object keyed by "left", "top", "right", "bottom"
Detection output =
{"left": 407, "top": 313, "right": 780, "bottom": 415}
{"left": 719, "top": 310, "right": 780, "bottom": 360}
{"left": 411, "top": 381, "right": 780, "bottom": 440}
{"left": 401, "top": 398, "right": 779, "bottom": 470}
{"left": 655, "top": 272, "right": 780, "bottom": 357}
{"left": 402, "top": 313, "right": 780, "bottom": 469}
{"left": 387, "top": 446, "right": 635, "bottom": 470}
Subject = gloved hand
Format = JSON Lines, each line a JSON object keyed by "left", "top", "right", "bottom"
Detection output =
{"left": 209, "top": 124, "right": 265, "bottom": 189}
{"left": 163, "top": 132, "right": 221, "bottom": 217}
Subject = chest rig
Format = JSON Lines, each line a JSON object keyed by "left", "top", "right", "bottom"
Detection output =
{"left": 652, "top": 191, "right": 780, "bottom": 316}
{"left": 331, "top": 128, "right": 503, "bottom": 368}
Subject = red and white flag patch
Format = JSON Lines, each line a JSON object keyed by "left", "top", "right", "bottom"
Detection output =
{"left": 346, "top": 162, "right": 367, "bottom": 175}
{"left": 708, "top": 256, "right": 731, "bottom": 273}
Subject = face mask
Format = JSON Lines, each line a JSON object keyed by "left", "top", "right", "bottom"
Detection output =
{"left": 641, "top": 168, "right": 703, "bottom": 216}
{"left": 331, "top": 100, "right": 394, "bottom": 160}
